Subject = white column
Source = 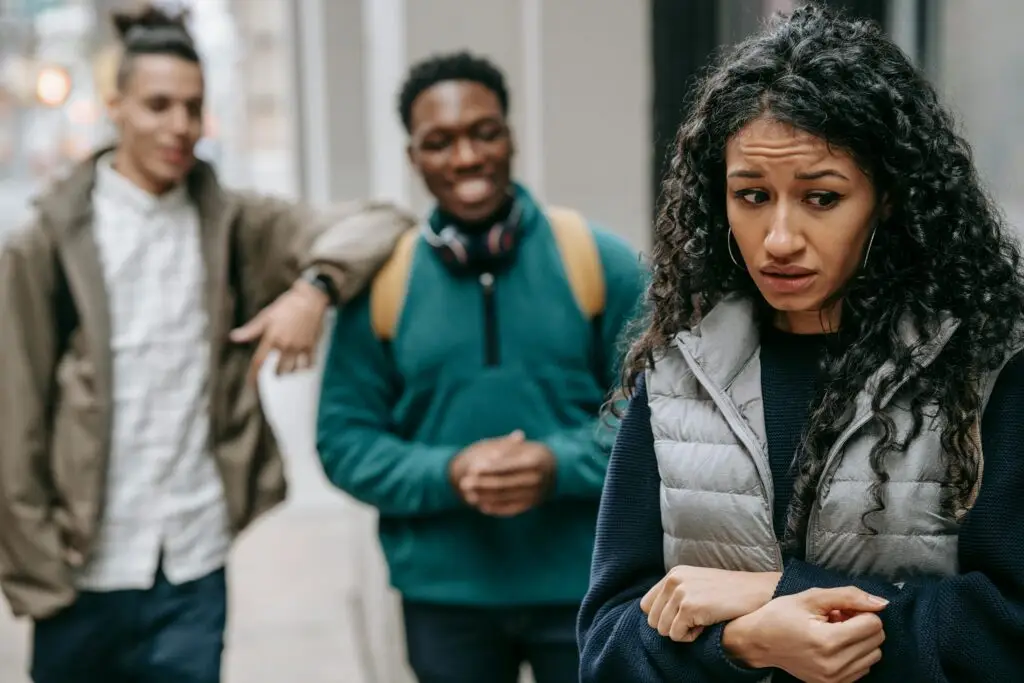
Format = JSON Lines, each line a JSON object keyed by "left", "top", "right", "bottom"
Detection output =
{"left": 520, "top": 0, "right": 544, "bottom": 199}
{"left": 763, "top": 0, "right": 798, "bottom": 14}
{"left": 295, "top": 0, "right": 332, "bottom": 206}
{"left": 362, "top": 0, "right": 409, "bottom": 205}
{"left": 358, "top": 4, "right": 416, "bottom": 680}
{"left": 887, "top": 0, "right": 920, "bottom": 65}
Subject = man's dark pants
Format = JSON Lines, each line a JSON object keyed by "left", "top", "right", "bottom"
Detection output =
{"left": 30, "top": 567, "right": 226, "bottom": 683}
{"left": 403, "top": 601, "right": 580, "bottom": 683}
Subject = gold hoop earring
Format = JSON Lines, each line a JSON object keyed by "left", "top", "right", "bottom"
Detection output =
{"left": 727, "top": 228, "right": 742, "bottom": 268}
{"left": 862, "top": 226, "right": 877, "bottom": 268}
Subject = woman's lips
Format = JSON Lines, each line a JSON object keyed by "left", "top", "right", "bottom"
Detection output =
{"left": 760, "top": 271, "right": 817, "bottom": 294}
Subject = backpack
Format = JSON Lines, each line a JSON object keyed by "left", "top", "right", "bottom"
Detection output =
{"left": 369, "top": 206, "right": 606, "bottom": 340}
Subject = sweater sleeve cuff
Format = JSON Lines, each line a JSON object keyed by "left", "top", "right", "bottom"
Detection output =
{"left": 774, "top": 558, "right": 899, "bottom": 600}
{"left": 694, "top": 623, "right": 767, "bottom": 680}
{"left": 429, "top": 445, "right": 465, "bottom": 511}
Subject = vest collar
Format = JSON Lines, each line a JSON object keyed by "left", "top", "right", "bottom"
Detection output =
{"left": 675, "top": 294, "right": 960, "bottom": 411}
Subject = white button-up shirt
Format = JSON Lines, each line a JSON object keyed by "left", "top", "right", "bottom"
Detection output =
{"left": 74, "top": 155, "right": 231, "bottom": 591}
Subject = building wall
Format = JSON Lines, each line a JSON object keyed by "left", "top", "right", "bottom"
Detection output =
{"left": 935, "top": 0, "right": 1024, "bottom": 231}
{"left": 228, "top": 0, "right": 303, "bottom": 197}
{"left": 289, "top": 0, "right": 651, "bottom": 251}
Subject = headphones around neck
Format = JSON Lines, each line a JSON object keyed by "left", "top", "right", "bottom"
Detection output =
{"left": 420, "top": 200, "right": 523, "bottom": 273}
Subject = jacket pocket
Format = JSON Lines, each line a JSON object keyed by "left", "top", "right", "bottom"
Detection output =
{"left": 50, "top": 355, "right": 104, "bottom": 560}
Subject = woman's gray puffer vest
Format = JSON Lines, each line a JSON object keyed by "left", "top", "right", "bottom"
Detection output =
{"left": 647, "top": 296, "right": 1017, "bottom": 580}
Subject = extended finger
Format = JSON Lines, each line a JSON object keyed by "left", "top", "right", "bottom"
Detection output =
{"left": 276, "top": 351, "right": 298, "bottom": 375}
{"left": 289, "top": 351, "right": 311, "bottom": 371}
{"left": 646, "top": 583, "right": 672, "bottom": 630}
{"left": 247, "top": 338, "right": 274, "bottom": 384}
{"left": 657, "top": 587, "right": 683, "bottom": 636}
{"left": 640, "top": 579, "right": 663, "bottom": 614}
{"left": 802, "top": 586, "right": 889, "bottom": 615}
{"left": 474, "top": 452, "right": 536, "bottom": 475}
{"left": 466, "top": 471, "right": 544, "bottom": 491}
{"left": 230, "top": 310, "right": 267, "bottom": 343}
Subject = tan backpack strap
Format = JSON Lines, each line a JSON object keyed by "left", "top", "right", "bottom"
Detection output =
{"left": 547, "top": 206, "right": 606, "bottom": 318}
{"left": 370, "top": 228, "right": 419, "bottom": 340}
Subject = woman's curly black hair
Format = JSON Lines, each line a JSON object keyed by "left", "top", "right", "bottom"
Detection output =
{"left": 624, "top": 3, "right": 1024, "bottom": 554}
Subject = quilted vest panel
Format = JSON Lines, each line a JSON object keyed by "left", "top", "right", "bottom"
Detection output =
{"left": 649, "top": 296, "right": 1010, "bottom": 581}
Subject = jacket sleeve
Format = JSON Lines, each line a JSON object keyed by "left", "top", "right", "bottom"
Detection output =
{"left": 0, "top": 224, "right": 76, "bottom": 618}
{"left": 578, "top": 377, "right": 764, "bottom": 682}
{"left": 235, "top": 194, "right": 416, "bottom": 309}
{"left": 316, "top": 292, "right": 464, "bottom": 517}
{"left": 770, "top": 352, "right": 1024, "bottom": 682}
{"left": 545, "top": 228, "right": 647, "bottom": 499}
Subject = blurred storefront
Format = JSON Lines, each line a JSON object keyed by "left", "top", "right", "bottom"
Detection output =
{"left": 0, "top": 0, "right": 98, "bottom": 222}
{"left": 0, "top": 0, "right": 251, "bottom": 229}
{"left": 1, "top": 0, "right": 1022, "bottom": 238}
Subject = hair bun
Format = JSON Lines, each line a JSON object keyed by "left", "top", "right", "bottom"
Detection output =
{"left": 112, "top": 4, "right": 192, "bottom": 46}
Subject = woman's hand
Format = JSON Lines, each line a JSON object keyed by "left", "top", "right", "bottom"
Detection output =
{"left": 639, "top": 566, "right": 781, "bottom": 642}
{"left": 722, "top": 586, "right": 889, "bottom": 683}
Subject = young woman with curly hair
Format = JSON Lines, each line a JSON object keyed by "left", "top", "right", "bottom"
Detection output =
{"left": 578, "top": 4, "right": 1024, "bottom": 683}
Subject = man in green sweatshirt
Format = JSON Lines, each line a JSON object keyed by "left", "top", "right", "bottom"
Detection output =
{"left": 316, "top": 51, "right": 645, "bottom": 683}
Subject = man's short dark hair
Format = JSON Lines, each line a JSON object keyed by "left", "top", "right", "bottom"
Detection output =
{"left": 397, "top": 51, "right": 509, "bottom": 132}
{"left": 112, "top": 4, "right": 200, "bottom": 91}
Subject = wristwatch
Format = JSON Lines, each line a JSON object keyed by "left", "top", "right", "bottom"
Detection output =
{"left": 300, "top": 266, "right": 341, "bottom": 306}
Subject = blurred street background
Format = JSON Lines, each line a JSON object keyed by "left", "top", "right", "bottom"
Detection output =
{"left": 1, "top": 0, "right": 1022, "bottom": 681}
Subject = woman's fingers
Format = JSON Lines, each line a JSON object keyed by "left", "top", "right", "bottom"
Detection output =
{"left": 656, "top": 587, "right": 683, "bottom": 635}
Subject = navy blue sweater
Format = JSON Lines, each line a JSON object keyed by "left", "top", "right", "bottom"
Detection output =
{"left": 578, "top": 336, "right": 1024, "bottom": 682}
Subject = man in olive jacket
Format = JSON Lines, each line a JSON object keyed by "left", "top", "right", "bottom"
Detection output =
{"left": 0, "top": 5, "right": 413, "bottom": 683}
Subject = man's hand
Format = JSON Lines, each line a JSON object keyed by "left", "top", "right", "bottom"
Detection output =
{"left": 230, "top": 280, "right": 330, "bottom": 383}
{"left": 449, "top": 432, "right": 556, "bottom": 517}
{"left": 722, "top": 586, "right": 889, "bottom": 683}
{"left": 640, "top": 567, "right": 781, "bottom": 642}
{"left": 449, "top": 431, "right": 524, "bottom": 502}
{"left": 462, "top": 437, "right": 556, "bottom": 516}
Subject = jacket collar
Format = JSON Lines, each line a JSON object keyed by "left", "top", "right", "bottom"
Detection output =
{"left": 93, "top": 151, "right": 190, "bottom": 215}
{"left": 35, "top": 146, "right": 228, "bottom": 240}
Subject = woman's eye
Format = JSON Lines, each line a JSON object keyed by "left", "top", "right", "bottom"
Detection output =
{"left": 807, "top": 191, "right": 842, "bottom": 208}
{"left": 734, "top": 189, "right": 769, "bottom": 205}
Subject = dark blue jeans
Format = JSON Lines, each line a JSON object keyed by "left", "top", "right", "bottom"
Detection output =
{"left": 30, "top": 567, "right": 227, "bottom": 683}
{"left": 402, "top": 601, "right": 580, "bottom": 683}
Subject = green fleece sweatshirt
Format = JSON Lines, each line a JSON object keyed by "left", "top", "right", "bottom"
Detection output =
{"left": 316, "top": 185, "right": 645, "bottom": 606}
